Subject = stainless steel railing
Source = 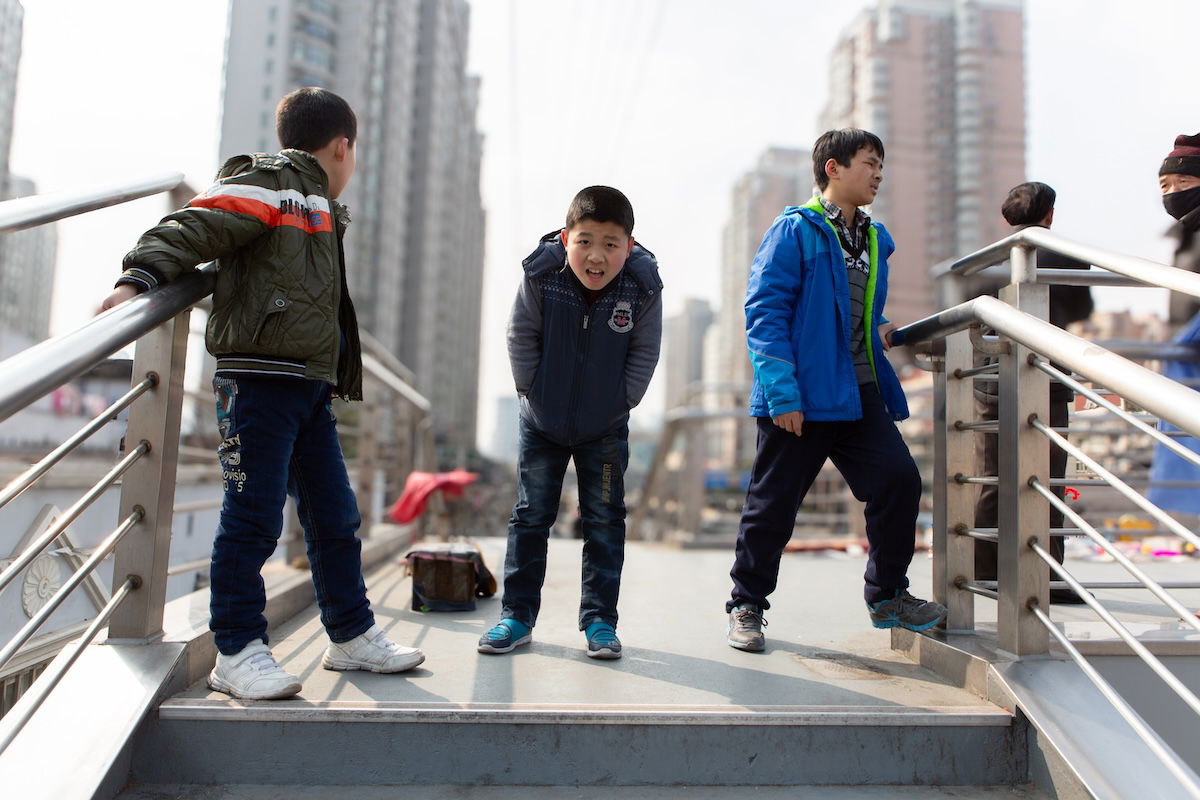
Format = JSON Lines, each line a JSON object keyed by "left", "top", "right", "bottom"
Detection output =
{"left": 0, "top": 175, "right": 433, "bottom": 750}
{"left": 897, "top": 227, "right": 1200, "bottom": 795}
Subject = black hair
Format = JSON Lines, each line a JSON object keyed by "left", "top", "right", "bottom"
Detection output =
{"left": 1001, "top": 182, "right": 1056, "bottom": 226}
{"left": 564, "top": 186, "right": 635, "bottom": 236}
{"left": 275, "top": 87, "right": 357, "bottom": 153}
{"left": 812, "top": 129, "right": 885, "bottom": 190}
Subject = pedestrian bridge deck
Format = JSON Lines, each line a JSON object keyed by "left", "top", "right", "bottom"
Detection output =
{"left": 166, "top": 537, "right": 1007, "bottom": 719}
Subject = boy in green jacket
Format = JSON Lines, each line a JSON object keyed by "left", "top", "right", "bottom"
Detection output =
{"left": 100, "top": 88, "right": 423, "bottom": 699}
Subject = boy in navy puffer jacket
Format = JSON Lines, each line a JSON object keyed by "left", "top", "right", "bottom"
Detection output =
{"left": 478, "top": 186, "right": 662, "bottom": 659}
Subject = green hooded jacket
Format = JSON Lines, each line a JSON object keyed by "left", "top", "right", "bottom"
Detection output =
{"left": 118, "top": 149, "right": 363, "bottom": 400}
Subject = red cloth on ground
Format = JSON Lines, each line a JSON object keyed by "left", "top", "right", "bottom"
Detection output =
{"left": 388, "top": 469, "right": 478, "bottom": 524}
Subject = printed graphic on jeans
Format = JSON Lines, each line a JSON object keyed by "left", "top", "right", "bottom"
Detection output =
{"left": 214, "top": 377, "right": 246, "bottom": 493}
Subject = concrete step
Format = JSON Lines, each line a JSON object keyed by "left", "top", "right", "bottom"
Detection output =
{"left": 136, "top": 697, "right": 1021, "bottom": 786}
{"left": 125, "top": 539, "right": 1028, "bottom": 789}
{"left": 117, "top": 783, "right": 1053, "bottom": 799}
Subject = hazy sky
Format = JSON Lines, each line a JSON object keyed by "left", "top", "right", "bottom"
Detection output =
{"left": 8, "top": 0, "right": 1200, "bottom": 453}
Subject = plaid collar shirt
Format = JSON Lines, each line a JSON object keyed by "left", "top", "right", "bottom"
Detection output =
{"left": 818, "top": 195, "right": 871, "bottom": 255}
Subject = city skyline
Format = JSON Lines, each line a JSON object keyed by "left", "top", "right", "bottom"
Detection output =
{"left": 4, "top": 0, "right": 1200, "bottom": 458}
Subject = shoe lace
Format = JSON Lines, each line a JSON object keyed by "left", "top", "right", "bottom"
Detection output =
{"left": 733, "top": 607, "right": 766, "bottom": 630}
{"left": 368, "top": 629, "right": 400, "bottom": 653}
{"left": 891, "top": 591, "right": 926, "bottom": 615}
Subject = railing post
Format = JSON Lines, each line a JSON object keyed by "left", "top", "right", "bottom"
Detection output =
{"left": 997, "top": 243, "right": 1050, "bottom": 655}
{"left": 106, "top": 311, "right": 190, "bottom": 642}
{"left": 938, "top": 329, "right": 976, "bottom": 630}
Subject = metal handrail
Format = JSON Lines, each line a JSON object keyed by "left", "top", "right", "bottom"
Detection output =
{"left": 0, "top": 441, "right": 150, "bottom": 595}
{"left": 0, "top": 265, "right": 214, "bottom": 424}
{"left": 0, "top": 173, "right": 184, "bottom": 235}
{"left": 949, "top": 227, "right": 1200, "bottom": 301}
{"left": 0, "top": 576, "right": 139, "bottom": 754}
{"left": 894, "top": 295, "right": 1200, "bottom": 438}
{"left": 0, "top": 376, "right": 155, "bottom": 511}
{"left": 0, "top": 509, "right": 143, "bottom": 672}
{"left": 1031, "top": 602, "right": 1200, "bottom": 799}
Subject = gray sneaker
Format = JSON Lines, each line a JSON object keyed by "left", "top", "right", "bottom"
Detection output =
{"left": 727, "top": 604, "right": 767, "bottom": 652}
{"left": 867, "top": 591, "right": 946, "bottom": 631}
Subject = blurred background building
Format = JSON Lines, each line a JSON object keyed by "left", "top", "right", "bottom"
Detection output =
{"left": 819, "top": 0, "right": 1026, "bottom": 325}
{"left": 0, "top": 0, "right": 55, "bottom": 346}
{"left": 710, "top": 146, "right": 810, "bottom": 471}
{"left": 219, "top": 0, "right": 486, "bottom": 465}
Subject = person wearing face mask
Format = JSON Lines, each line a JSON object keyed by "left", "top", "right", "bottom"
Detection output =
{"left": 1147, "top": 134, "right": 1200, "bottom": 542}
{"left": 1160, "top": 133, "right": 1200, "bottom": 331}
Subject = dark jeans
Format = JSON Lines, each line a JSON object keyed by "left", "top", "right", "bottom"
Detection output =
{"left": 728, "top": 386, "right": 922, "bottom": 609}
{"left": 973, "top": 397, "right": 1069, "bottom": 580}
{"left": 209, "top": 375, "right": 374, "bottom": 655}
{"left": 502, "top": 416, "right": 630, "bottom": 629}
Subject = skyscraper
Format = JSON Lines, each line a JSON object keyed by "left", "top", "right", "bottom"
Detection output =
{"left": 0, "top": 1, "right": 55, "bottom": 343}
{"left": 663, "top": 298, "right": 714, "bottom": 413}
{"left": 220, "top": 0, "right": 485, "bottom": 462}
{"left": 0, "top": 0, "right": 19, "bottom": 198}
{"left": 714, "top": 147, "right": 811, "bottom": 469}
{"left": 819, "top": 0, "right": 1025, "bottom": 324}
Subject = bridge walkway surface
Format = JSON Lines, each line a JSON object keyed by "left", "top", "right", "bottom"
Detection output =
{"left": 111, "top": 536, "right": 1200, "bottom": 798}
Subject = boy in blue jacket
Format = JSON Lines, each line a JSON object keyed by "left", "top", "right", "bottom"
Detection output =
{"left": 726, "top": 130, "right": 946, "bottom": 652}
{"left": 479, "top": 186, "right": 662, "bottom": 659}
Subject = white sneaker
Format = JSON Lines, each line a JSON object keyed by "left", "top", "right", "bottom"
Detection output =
{"left": 208, "top": 640, "right": 302, "bottom": 700}
{"left": 322, "top": 624, "right": 425, "bottom": 673}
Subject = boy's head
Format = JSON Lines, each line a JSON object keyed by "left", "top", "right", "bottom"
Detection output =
{"left": 1001, "top": 182, "right": 1056, "bottom": 227}
{"left": 1160, "top": 133, "right": 1200, "bottom": 221}
{"left": 562, "top": 186, "right": 636, "bottom": 292}
{"left": 813, "top": 129, "right": 885, "bottom": 208}
{"left": 276, "top": 87, "right": 358, "bottom": 199}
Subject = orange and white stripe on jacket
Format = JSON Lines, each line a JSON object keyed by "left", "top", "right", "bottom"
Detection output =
{"left": 188, "top": 184, "right": 334, "bottom": 234}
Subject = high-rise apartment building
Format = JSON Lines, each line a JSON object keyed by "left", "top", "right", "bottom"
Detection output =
{"left": 714, "top": 147, "right": 810, "bottom": 469}
{"left": 220, "top": 0, "right": 485, "bottom": 461}
{"left": 819, "top": 0, "right": 1025, "bottom": 324}
{"left": 663, "top": 298, "right": 714, "bottom": 413}
{"left": 0, "top": 1, "right": 55, "bottom": 343}
{"left": 0, "top": 0, "right": 19, "bottom": 198}
{"left": 0, "top": 175, "right": 56, "bottom": 342}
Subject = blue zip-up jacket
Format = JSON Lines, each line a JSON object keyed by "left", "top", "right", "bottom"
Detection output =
{"left": 746, "top": 198, "right": 909, "bottom": 422}
{"left": 508, "top": 230, "right": 663, "bottom": 446}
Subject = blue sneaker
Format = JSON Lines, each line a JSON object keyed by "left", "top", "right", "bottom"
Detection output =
{"left": 477, "top": 618, "right": 532, "bottom": 654}
{"left": 584, "top": 621, "right": 622, "bottom": 659}
{"left": 867, "top": 591, "right": 946, "bottom": 631}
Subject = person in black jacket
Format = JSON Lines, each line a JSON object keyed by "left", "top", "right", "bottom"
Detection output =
{"left": 1159, "top": 133, "right": 1200, "bottom": 332}
{"left": 478, "top": 186, "right": 663, "bottom": 659}
{"left": 973, "top": 182, "right": 1092, "bottom": 603}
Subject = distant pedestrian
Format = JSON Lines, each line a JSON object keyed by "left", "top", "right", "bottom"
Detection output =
{"left": 478, "top": 186, "right": 663, "bottom": 659}
{"left": 100, "top": 88, "right": 424, "bottom": 700}
{"left": 1159, "top": 133, "right": 1200, "bottom": 331}
{"left": 972, "top": 182, "right": 1092, "bottom": 604}
{"left": 726, "top": 129, "right": 945, "bottom": 653}
{"left": 1148, "top": 133, "right": 1200, "bottom": 520}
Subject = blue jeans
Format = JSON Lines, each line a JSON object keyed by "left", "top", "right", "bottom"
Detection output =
{"left": 209, "top": 375, "right": 374, "bottom": 655}
{"left": 728, "top": 385, "right": 922, "bottom": 609}
{"left": 502, "top": 416, "right": 629, "bottom": 629}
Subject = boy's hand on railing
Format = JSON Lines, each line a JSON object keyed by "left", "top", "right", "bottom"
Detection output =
{"left": 98, "top": 285, "right": 139, "bottom": 314}
{"left": 772, "top": 410, "right": 804, "bottom": 436}
{"left": 878, "top": 321, "right": 898, "bottom": 351}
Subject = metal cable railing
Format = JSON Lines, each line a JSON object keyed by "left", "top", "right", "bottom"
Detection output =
{"left": 0, "top": 508, "right": 143, "bottom": 674}
{"left": 0, "top": 575, "right": 139, "bottom": 755}
{"left": 1030, "top": 599, "right": 1200, "bottom": 799}
{"left": 0, "top": 441, "right": 149, "bottom": 596}
{"left": 0, "top": 375, "right": 155, "bottom": 511}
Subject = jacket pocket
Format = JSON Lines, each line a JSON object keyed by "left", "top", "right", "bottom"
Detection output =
{"left": 253, "top": 294, "right": 289, "bottom": 345}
